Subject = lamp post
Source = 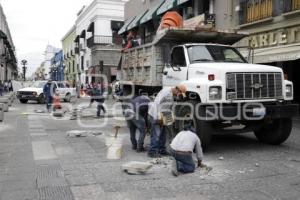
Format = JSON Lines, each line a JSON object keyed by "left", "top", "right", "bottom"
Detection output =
{"left": 21, "top": 59, "right": 27, "bottom": 81}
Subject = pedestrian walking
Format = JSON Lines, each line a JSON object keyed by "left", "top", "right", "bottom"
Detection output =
{"left": 8, "top": 80, "right": 13, "bottom": 92}
{"left": 124, "top": 95, "right": 150, "bottom": 152}
{"left": 4, "top": 81, "right": 8, "bottom": 92}
{"left": 0, "top": 80, "right": 4, "bottom": 96}
{"left": 170, "top": 120, "right": 205, "bottom": 176}
{"left": 147, "top": 85, "right": 187, "bottom": 158}
{"left": 43, "top": 79, "right": 56, "bottom": 113}
{"left": 93, "top": 83, "right": 106, "bottom": 117}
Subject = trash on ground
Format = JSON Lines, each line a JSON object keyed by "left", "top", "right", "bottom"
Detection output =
{"left": 219, "top": 156, "right": 224, "bottom": 160}
{"left": 106, "top": 135, "right": 123, "bottom": 160}
{"left": 150, "top": 157, "right": 172, "bottom": 165}
{"left": 34, "top": 109, "right": 46, "bottom": 113}
{"left": 122, "top": 161, "right": 153, "bottom": 175}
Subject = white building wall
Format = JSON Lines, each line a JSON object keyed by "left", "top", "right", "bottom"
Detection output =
{"left": 75, "top": 0, "right": 127, "bottom": 84}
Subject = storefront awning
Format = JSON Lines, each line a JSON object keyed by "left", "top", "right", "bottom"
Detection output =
{"left": 140, "top": 0, "right": 166, "bottom": 24}
{"left": 127, "top": 10, "right": 149, "bottom": 30}
{"left": 253, "top": 44, "right": 300, "bottom": 63}
{"left": 157, "top": 0, "right": 177, "bottom": 15}
{"left": 74, "top": 35, "right": 80, "bottom": 43}
{"left": 176, "top": 0, "right": 190, "bottom": 6}
{"left": 80, "top": 30, "right": 86, "bottom": 38}
{"left": 118, "top": 17, "right": 136, "bottom": 35}
{"left": 0, "top": 30, "right": 7, "bottom": 39}
{"left": 87, "top": 22, "right": 95, "bottom": 33}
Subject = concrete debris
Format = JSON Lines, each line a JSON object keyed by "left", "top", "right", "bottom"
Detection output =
{"left": 255, "top": 163, "right": 260, "bottom": 167}
{"left": 238, "top": 170, "right": 245, "bottom": 174}
{"left": 219, "top": 156, "right": 224, "bottom": 160}
{"left": 122, "top": 161, "right": 153, "bottom": 175}
{"left": 34, "top": 109, "right": 46, "bottom": 113}
{"left": 150, "top": 157, "right": 172, "bottom": 165}
{"left": 66, "top": 130, "right": 102, "bottom": 138}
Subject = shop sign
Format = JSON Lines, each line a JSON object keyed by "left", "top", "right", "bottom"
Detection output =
{"left": 249, "top": 26, "right": 300, "bottom": 48}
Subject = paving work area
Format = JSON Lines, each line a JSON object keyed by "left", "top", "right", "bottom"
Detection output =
{"left": 0, "top": 99, "right": 300, "bottom": 200}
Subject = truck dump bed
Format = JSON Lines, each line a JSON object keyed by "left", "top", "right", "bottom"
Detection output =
{"left": 121, "top": 28, "right": 247, "bottom": 87}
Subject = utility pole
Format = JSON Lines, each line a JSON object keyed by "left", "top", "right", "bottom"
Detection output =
{"left": 21, "top": 59, "right": 27, "bottom": 81}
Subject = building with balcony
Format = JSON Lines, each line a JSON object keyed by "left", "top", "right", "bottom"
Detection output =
{"left": 62, "top": 25, "right": 78, "bottom": 86}
{"left": 0, "top": 3, "right": 18, "bottom": 81}
{"left": 34, "top": 62, "right": 46, "bottom": 80}
{"left": 119, "top": 0, "right": 238, "bottom": 45}
{"left": 74, "top": 0, "right": 127, "bottom": 84}
{"left": 50, "top": 50, "right": 64, "bottom": 81}
{"left": 234, "top": 0, "right": 300, "bottom": 107}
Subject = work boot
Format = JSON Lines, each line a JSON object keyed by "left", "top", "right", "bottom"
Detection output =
{"left": 159, "top": 150, "right": 170, "bottom": 156}
{"left": 136, "top": 147, "right": 146, "bottom": 153}
{"left": 132, "top": 145, "right": 137, "bottom": 150}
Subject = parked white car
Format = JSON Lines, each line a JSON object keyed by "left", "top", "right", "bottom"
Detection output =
{"left": 17, "top": 81, "right": 76, "bottom": 104}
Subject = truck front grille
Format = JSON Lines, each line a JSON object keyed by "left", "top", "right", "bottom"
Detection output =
{"left": 226, "top": 72, "right": 283, "bottom": 100}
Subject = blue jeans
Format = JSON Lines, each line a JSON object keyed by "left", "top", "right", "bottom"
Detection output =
{"left": 0, "top": 88, "right": 3, "bottom": 96}
{"left": 127, "top": 114, "right": 146, "bottom": 148}
{"left": 148, "top": 116, "right": 166, "bottom": 154}
{"left": 171, "top": 149, "right": 195, "bottom": 173}
{"left": 45, "top": 96, "right": 53, "bottom": 111}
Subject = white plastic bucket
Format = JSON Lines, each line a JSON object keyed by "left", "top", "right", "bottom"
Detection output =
{"left": 106, "top": 136, "right": 123, "bottom": 160}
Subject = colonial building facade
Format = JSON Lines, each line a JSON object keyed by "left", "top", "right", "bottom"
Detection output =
{"left": 0, "top": 3, "right": 17, "bottom": 81}
{"left": 74, "top": 0, "right": 126, "bottom": 84}
{"left": 62, "top": 26, "right": 77, "bottom": 85}
{"left": 234, "top": 0, "right": 300, "bottom": 106}
{"left": 50, "top": 50, "right": 64, "bottom": 81}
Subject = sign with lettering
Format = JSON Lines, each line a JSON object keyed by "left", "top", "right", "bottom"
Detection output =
{"left": 248, "top": 26, "right": 300, "bottom": 48}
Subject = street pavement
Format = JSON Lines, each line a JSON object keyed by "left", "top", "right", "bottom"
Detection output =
{"left": 0, "top": 97, "right": 300, "bottom": 200}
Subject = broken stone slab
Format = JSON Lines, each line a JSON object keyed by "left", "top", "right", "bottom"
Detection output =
{"left": 53, "top": 110, "right": 64, "bottom": 117}
{"left": 122, "top": 161, "right": 153, "bottom": 175}
{"left": 66, "top": 130, "right": 102, "bottom": 138}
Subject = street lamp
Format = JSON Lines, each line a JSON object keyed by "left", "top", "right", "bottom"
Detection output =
{"left": 21, "top": 59, "right": 27, "bottom": 81}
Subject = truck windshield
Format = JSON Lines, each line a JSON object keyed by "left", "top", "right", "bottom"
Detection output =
{"left": 187, "top": 45, "right": 247, "bottom": 64}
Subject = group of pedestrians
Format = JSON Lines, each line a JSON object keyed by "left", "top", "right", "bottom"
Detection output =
{"left": 0, "top": 80, "right": 13, "bottom": 96}
{"left": 124, "top": 84, "right": 206, "bottom": 177}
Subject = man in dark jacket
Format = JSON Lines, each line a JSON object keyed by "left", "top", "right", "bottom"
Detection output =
{"left": 124, "top": 95, "right": 150, "bottom": 152}
{"left": 93, "top": 84, "right": 106, "bottom": 117}
{"left": 43, "top": 80, "right": 56, "bottom": 112}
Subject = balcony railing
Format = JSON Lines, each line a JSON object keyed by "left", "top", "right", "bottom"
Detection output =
{"left": 240, "top": 0, "right": 273, "bottom": 24}
{"left": 87, "top": 35, "right": 122, "bottom": 48}
{"left": 284, "top": 0, "right": 300, "bottom": 13}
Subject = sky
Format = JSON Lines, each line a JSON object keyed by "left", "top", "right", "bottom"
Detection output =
{"left": 0, "top": 0, "right": 93, "bottom": 77}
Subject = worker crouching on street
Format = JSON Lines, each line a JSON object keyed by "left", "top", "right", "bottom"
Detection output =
{"left": 124, "top": 95, "right": 150, "bottom": 152}
{"left": 148, "top": 85, "right": 187, "bottom": 158}
{"left": 170, "top": 120, "right": 205, "bottom": 176}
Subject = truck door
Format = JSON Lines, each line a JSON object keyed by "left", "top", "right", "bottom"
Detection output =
{"left": 163, "top": 46, "right": 189, "bottom": 87}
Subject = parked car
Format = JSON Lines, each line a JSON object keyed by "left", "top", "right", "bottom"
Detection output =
{"left": 17, "top": 81, "right": 76, "bottom": 104}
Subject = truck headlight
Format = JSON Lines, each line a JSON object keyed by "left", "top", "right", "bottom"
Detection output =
{"left": 209, "top": 86, "right": 222, "bottom": 100}
{"left": 286, "top": 85, "right": 293, "bottom": 97}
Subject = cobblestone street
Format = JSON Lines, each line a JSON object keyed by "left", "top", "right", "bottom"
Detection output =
{"left": 0, "top": 99, "right": 299, "bottom": 200}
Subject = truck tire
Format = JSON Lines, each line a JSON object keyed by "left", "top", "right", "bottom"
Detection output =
{"left": 254, "top": 118, "right": 292, "bottom": 145}
{"left": 38, "top": 94, "right": 45, "bottom": 104}
{"left": 175, "top": 100, "right": 212, "bottom": 150}
{"left": 19, "top": 99, "right": 28, "bottom": 104}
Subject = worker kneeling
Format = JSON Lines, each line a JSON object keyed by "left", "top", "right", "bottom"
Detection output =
{"left": 170, "top": 120, "right": 205, "bottom": 176}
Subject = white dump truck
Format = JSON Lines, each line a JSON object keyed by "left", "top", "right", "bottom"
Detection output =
{"left": 120, "top": 28, "right": 299, "bottom": 149}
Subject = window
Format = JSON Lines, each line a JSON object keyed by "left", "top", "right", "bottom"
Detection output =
{"left": 57, "top": 83, "right": 65, "bottom": 88}
{"left": 171, "top": 47, "right": 186, "bottom": 66}
{"left": 240, "top": 0, "right": 273, "bottom": 24}
{"left": 188, "top": 46, "right": 213, "bottom": 62}
{"left": 284, "top": 0, "right": 300, "bottom": 12}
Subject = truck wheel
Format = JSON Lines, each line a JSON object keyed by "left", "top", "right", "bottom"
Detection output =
{"left": 38, "top": 94, "right": 45, "bottom": 104}
{"left": 19, "top": 99, "right": 28, "bottom": 104}
{"left": 254, "top": 118, "right": 292, "bottom": 145}
{"left": 175, "top": 100, "right": 212, "bottom": 150}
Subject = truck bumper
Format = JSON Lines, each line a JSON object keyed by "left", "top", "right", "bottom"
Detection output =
{"left": 203, "top": 103, "right": 299, "bottom": 121}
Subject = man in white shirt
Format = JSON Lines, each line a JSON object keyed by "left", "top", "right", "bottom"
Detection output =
{"left": 170, "top": 120, "right": 204, "bottom": 176}
{"left": 147, "top": 85, "right": 187, "bottom": 158}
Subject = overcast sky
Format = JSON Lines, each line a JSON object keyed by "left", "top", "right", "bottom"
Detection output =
{"left": 0, "top": 0, "right": 93, "bottom": 76}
